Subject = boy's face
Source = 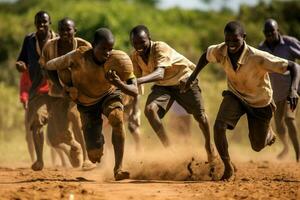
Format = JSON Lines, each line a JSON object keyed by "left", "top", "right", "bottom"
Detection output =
{"left": 35, "top": 13, "right": 50, "bottom": 34}
{"left": 93, "top": 39, "right": 114, "bottom": 63}
{"left": 263, "top": 24, "right": 279, "bottom": 44}
{"left": 58, "top": 20, "right": 76, "bottom": 43}
{"left": 224, "top": 31, "right": 245, "bottom": 54}
{"left": 131, "top": 31, "right": 150, "bottom": 57}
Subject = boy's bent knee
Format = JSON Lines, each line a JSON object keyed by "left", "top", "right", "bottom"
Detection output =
{"left": 144, "top": 103, "right": 156, "bottom": 116}
{"left": 193, "top": 111, "right": 207, "bottom": 123}
{"left": 108, "top": 109, "right": 124, "bottom": 128}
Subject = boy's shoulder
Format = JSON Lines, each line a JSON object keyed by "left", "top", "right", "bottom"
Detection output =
{"left": 75, "top": 37, "right": 92, "bottom": 48}
{"left": 207, "top": 42, "right": 227, "bottom": 60}
{"left": 44, "top": 38, "right": 59, "bottom": 49}
{"left": 76, "top": 45, "right": 92, "bottom": 54}
{"left": 282, "top": 35, "right": 299, "bottom": 46}
{"left": 23, "top": 32, "right": 36, "bottom": 42}
{"left": 152, "top": 41, "right": 171, "bottom": 52}
{"left": 207, "top": 42, "right": 227, "bottom": 53}
{"left": 105, "top": 50, "right": 132, "bottom": 69}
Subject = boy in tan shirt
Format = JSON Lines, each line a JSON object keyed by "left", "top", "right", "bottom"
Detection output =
{"left": 44, "top": 28, "right": 138, "bottom": 180}
{"left": 39, "top": 18, "right": 95, "bottom": 170}
{"left": 130, "top": 25, "right": 216, "bottom": 173}
{"left": 182, "top": 21, "right": 300, "bottom": 180}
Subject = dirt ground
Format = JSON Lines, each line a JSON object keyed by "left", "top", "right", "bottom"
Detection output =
{"left": 0, "top": 145, "right": 299, "bottom": 200}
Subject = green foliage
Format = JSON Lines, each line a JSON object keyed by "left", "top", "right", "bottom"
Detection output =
{"left": 0, "top": 0, "right": 236, "bottom": 85}
{"left": 238, "top": 0, "right": 300, "bottom": 43}
{"left": 0, "top": 83, "right": 24, "bottom": 140}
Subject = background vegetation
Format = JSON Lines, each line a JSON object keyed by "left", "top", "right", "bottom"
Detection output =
{"left": 0, "top": 0, "right": 299, "bottom": 163}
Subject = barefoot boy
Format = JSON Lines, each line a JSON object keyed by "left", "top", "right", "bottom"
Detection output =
{"left": 44, "top": 28, "right": 138, "bottom": 180}
{"left": 182, "top": 21, "right": 300, "bottom": 180}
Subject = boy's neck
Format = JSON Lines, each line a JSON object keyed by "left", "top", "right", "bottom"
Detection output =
{"left": 228, "top": 43, "right": 245, "bottom": 71}
{"left": 92, "top": 53, "right": 105, "bottom": 66}
{"left": 36, "top": 30, "right": 50, "bottom": 40}
{"left": 141, "top": 42, "right": 151, "bottom": 64}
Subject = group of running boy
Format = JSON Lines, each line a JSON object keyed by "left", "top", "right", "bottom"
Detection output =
{"left": 17, "top": 11, "right": 300, "bottom": 181}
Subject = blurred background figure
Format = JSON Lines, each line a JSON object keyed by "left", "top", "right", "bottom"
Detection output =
{"left": 15, "top": 11, "right": 58, "bottom": 171}
{"left": 17, "top": 49, "right": 67, "bottom": 167}
{"left": 258, "top": 18, "right": 300, "bottom": 162}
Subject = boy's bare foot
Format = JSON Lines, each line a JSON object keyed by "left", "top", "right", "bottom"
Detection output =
{"left": 69, "top": 147, "right": 82, "bottom": 168}
{"left": 87, "top": 147, "right": 103, "bottom": 163}
{"left": 114, "top": 170, "right": 130, "bottom": 181}
{"left": 220, "top": 161, "right": 235, "bottom": 181}
{"left": 31, "top": 161, "right": 44, "bottom": 171}
{"left": 208, "top": 151, "right": 218, "bottom": 180}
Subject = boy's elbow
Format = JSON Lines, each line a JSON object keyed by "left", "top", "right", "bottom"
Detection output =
{"left": 287, "top": 61, "right": 298, "bottom": 72}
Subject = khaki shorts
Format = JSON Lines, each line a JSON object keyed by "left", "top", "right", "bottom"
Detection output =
{"left": 27, "top": 94, "right": 58, "bottom": 130}
{"left": 47, "top": 98, "right": 80, "bottom": 146}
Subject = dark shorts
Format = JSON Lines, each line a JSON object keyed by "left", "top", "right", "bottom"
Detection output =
{"left": 216, "top": 91, "right": 274, "bottom": 147}
{"left": 146, "top": 80, "right": 205, "bottom": 118}
{"left": 77, "top": 90, "right": 123, "bottom": 150}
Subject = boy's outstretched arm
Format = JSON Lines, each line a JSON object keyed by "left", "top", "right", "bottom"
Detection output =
{"left": 287, "top": 61, "right": 300, "bottom": 111}
{"left": 44, "top": 54, "right": 72, "bottom": 71}
{"left": 181, "top": 52, "right": 209, "bottom": 92}
{"left": 137, "top": 67, "right": 165, "bottom": 85}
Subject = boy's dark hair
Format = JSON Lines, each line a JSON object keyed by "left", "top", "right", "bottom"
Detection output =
{"left": 58, "top": 17, "right": 75, "bottom": 29}
{"left": 224, "top": 21, "right": 245, "bottom": 35}
{"left": 130, "top": 25, "right": 150, "bottom": 37}
{"left": 34, "top": 10, "right": 51, "bottom": 22}
{"left": 93, "top": 28, "right": 114, "bottom": 46}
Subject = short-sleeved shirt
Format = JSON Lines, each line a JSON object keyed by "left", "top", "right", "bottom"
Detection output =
{"left": 45, "top": 47, "right": 135, "bottom": 106}
{"left": 206, "top": 42, "right": 289, "bottom": 108}
{"left": 17, "top": 31, "right": 56, "bottom": 98}
{"left": 131, "top": 41, "right": 195, "bottom": 86}
{"left": 258, "top": 35, "right": 300, "bottom": 102}
{"left": 39, "top": 37, "right": 91, "bottom": 96}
